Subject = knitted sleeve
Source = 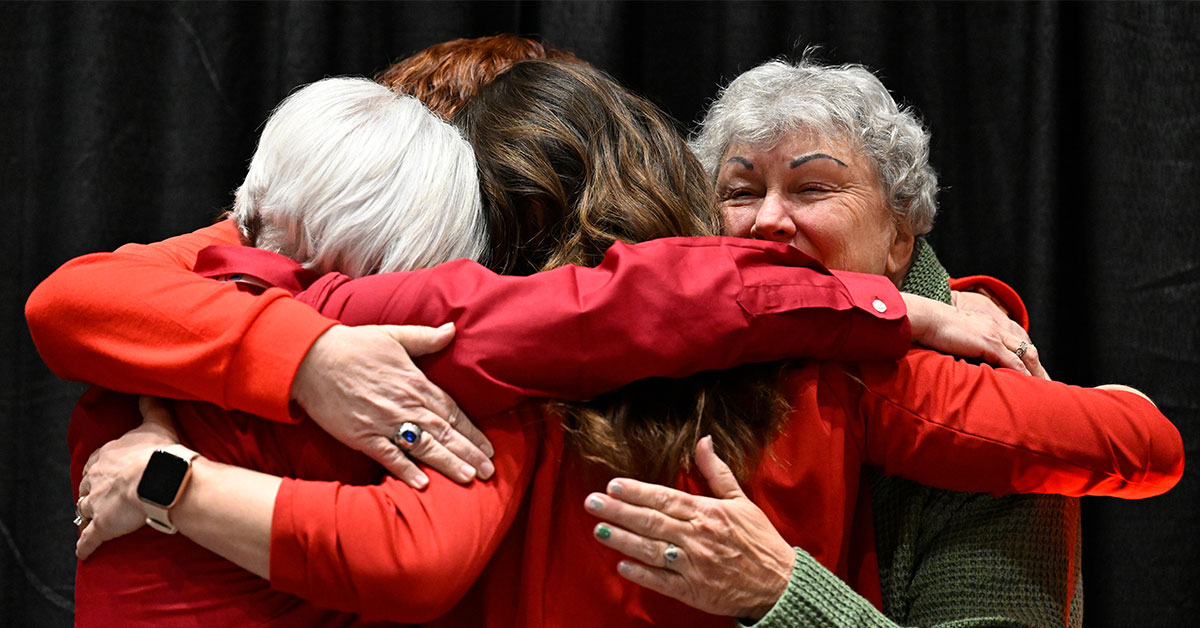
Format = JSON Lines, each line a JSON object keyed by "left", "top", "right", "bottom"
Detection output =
{"left": 872, "top": 476, "right": 1083, "bottom": 628}
{"left": 748, "top": 481, "right": 1081, "bottom": 628}
{"left": 751, "top": 240, "right": 1082, "bottom": 628}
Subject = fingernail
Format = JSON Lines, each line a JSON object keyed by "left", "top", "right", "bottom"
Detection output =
{"left": 479, "top": 461, "right": 495, "bottom": 479}
{"left": 617, "top": 560, "right": 632, "bottom": 574}
{"left": 608, "top": 480, "right": 623, "bottom": 495}
{"left": 595, "top": 524, "right": 612, "bottom": 540}
{"left": 438, "top": 322, "right": 455, "bottom": 332}
{"left": 460, "top": 464, "right": 476, "bottom": 480}
{"left": 587, "top": 496, "right": 604, "bottom": 511}
{"left": 412, "top": 473, "right": 429, "bottom": 490}
{"left": 483, "top": 443, "right": 496, "bottom": 457}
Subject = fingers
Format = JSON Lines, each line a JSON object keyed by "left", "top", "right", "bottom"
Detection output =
{"left": 383, "top": 323, "right": 456, "bottom": 357}
{"left": 386, "top": 350, "right": 494, "bottom": 463}
{"left": 1015, "top": 341, "right": 1050, "bottom": 380}
{"left": 592, "top": 521, "right": 689, "bottom": 571}
{"left": 616, "top": 558, "right": 690, "bottom": 601}
{"left": 694, "top": 436, "right": 744, "bottom": 500}
{"left": 367, "top": 436, "right": 430, "bottom": 489}
{"left": 76, "top": 526, "right": 98, "bottom": 560}
{"left": 604, "top": 478, "right": 699, "bottom": 521}
{"left": 398, "top": 409, "right": 495, "bottom": 482}
{"left": 138, "top": 395, "right": 170, "bottom": 423}
{"left": 987, "top": 337, "right": 1030, "bottom": 375}
{"left": 138, "top": 395, "right": 181, "bottom": 439}
{"left": 400, "top": 420, "right": 483, "bottom": 485}
{"left": 586, "top": 492, "right": 689, "bottom": 543}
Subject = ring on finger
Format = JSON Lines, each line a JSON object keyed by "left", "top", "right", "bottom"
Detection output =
{"left": 73, "top": 496, "right": 86, "bottom": 527}
{"left": 1015, "top": 341, "right": 1031, "bottom": 359}
{"left": 393, "top": 422, "right": 423, "bottom": 451}
{"left": 663, "top": 543, "right": 681, "bottom": 566}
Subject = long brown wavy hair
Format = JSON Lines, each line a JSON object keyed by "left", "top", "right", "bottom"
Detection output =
{"left": 455, "top": 60, "right": 789, "bottom": 481}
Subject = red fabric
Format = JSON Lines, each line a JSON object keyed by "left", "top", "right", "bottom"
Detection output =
{"left": 72, "top": 240, "right": 1183, "bottom": 626}
{"left": 60, "top": 230, "right": 913, "bottom": 626}
{"left": 950, "top": 274, "right": 1030, "bottom": 331}
{"left": 27, "top": 219, "right": 335, "bottom": 422}
{"left": 426, "top": 355, "right": 1181, "bottom": 628}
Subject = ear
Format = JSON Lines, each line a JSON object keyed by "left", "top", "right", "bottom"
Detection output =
{"left": 884, "top": 223, "right": 915, "bottom": 286}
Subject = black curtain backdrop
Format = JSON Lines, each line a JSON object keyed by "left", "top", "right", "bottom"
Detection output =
{"left": 3, "top": 2, "right": 1197, "bottom": 626}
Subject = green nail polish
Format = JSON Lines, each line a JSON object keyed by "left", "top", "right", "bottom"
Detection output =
{"left": 595, "top": 524, "right": 612, "bottom": 540}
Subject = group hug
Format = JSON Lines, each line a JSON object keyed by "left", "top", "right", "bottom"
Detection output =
{"left": 26, "top": 34, "right": 1183, "bottom": 627}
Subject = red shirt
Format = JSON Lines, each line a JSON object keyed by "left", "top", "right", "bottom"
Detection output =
{"left": 32, "top": 223, "right": 920, "bottom": 625}
{"left": 57, "top": 237, "right": 1182, "bottom": 626}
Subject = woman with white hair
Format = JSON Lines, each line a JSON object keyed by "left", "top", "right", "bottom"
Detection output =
{"left": 590, "top": 57, "right": 1126, "bottom": 626}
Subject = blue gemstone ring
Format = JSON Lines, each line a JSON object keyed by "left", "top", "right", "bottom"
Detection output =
{"left": 393, "top": 422, "right": 423, "bottom": 451}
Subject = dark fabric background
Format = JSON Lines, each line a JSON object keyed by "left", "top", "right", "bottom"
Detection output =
{"left": 3, "top": 2, "right": 1196, "bottom": 626}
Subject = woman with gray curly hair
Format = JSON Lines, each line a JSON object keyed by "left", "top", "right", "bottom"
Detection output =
{"left": 591, "top": 57, "right": 1105, "bottom": 627}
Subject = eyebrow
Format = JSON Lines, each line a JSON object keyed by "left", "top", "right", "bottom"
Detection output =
{"left": 791, "top": 153, "right": 848, "bottom": 168}
{"left": 725, "top": 156, "right": 754, "bottom": 170}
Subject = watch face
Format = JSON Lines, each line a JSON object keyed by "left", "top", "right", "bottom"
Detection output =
{"left": 136, "top": 450, "right": 191, "bottom": 507}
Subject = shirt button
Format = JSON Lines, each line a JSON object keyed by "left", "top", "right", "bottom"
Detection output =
{"left": 872, "top": 298, "right": 888, "bottom": 313}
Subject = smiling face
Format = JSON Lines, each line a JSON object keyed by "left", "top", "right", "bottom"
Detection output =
{"left": 717, "top": 131, "right": 915, "bottom": 285}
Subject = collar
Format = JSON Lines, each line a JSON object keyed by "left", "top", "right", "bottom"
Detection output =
{"left": 193, "top": 245, "right": 321, "bottom": 295}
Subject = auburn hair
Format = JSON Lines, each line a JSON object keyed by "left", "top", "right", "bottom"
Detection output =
{"left": 456, "top": 60, "right": 789, "bottom": 481}
{"left": 376, "top": 34, "right": 580, "bottom": 120}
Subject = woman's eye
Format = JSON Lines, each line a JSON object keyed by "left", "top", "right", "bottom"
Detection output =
{"left": 720, "top": 188, "right": 758, "bottom": 201}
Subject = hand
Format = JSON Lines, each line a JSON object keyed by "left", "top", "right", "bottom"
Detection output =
{"left": 76, "top": 396, "right": 181, "bottom": 560}
{"left": 952, "top": 290, "right": 1049, "bottom": 379}
{"left": 585, "top": 436, "right": 794, "bottom": 620}
{"left": 903, "top": 293, "right": 1048, "bottom": 379}
{"left": 291, "top": 323, "right": 495, "bottom": 489}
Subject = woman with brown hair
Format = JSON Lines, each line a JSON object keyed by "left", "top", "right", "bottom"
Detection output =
{"left": 72, "top": 58, "right": 1178, "bottom": 627}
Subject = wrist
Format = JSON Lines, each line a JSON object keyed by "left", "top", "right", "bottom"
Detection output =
{"left": 291, "top": 325, "right": 340, "bottom": 406}
{"left": 900, "top": 293, "right": 931, "bottom": 341}
{"left": 136, "top": 444, "right": 202, "bottom": 534}
{"left": 741, "top": 547, "right": 800, "bottom": 625}
{"left": 744, "top": 544, "right": 796, "bottom": 621}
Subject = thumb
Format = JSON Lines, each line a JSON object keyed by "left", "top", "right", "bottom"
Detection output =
{"left": 382, "top": 322, "right": 456, "bottom": 357}
{"left": 138, "top": 396, "right": 180, "bottom": 440}
{"left": 696, "top": 435, "right": 745, "bottom": 500}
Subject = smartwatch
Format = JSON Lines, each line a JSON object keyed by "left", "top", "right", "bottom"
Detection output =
{"left": 136, "top": 444, "right": 200, "bottom": 534}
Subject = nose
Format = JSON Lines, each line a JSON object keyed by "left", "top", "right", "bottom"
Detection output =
{"left": 751, "top": 192, "right": 796, "bottom": 243}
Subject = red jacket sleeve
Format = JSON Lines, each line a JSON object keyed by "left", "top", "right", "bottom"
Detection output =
{"left": 301, "top": 236, "right": 912, "bottom": 418}
{"left": 25, "top": 219, "right": 335, "bottom": 422}
{"left": 950, "top": 274, "right": 1030, "bottom": 331}
{"left": 856, "top": 348, "right": 1183, "bottom": 499}
{"left": 269, "top": 412, "right": 538, "bottom": 622}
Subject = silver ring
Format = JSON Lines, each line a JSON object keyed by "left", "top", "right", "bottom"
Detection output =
{"left": 393, "top": 422, "right": 423, "bottom": 451}
{"left": 74, "top": 496, "right": 86, "bottom": 527}
{"left": 1015, "top": 341, "right": 1030, "bottom": 359}
{"left": 663, "top": 543, "right": 681, "bottom": 565}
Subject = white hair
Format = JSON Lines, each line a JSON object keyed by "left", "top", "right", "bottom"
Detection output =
{"left": 692, "top": 58, "right": 938, "bottom": 236}
{"left": 232, "top": 76, "right": 485, "bottom": 277}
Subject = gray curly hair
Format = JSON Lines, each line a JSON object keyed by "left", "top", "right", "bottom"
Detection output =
{"left": 691, "top": 58, "right": 938, "bottom": 236}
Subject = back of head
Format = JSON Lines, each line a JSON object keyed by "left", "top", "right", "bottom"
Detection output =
{"left": 692, "top": 56, "right": 938, "bottom": 236}
{"left": 378, "top": 34, "right": 581, "bottom": 120}
{"left": 233, "top": 77, "right": 485, "bottom": 277}
{"left": 457, "top": 59, "right": 784, "bottom": 481}
{"left": 455, "top": 59, "right": 719, "bottom": 275}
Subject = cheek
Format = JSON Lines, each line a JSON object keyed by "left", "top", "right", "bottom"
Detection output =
{"left": 720, "top": 204, "right": 756, "bottom": 237}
